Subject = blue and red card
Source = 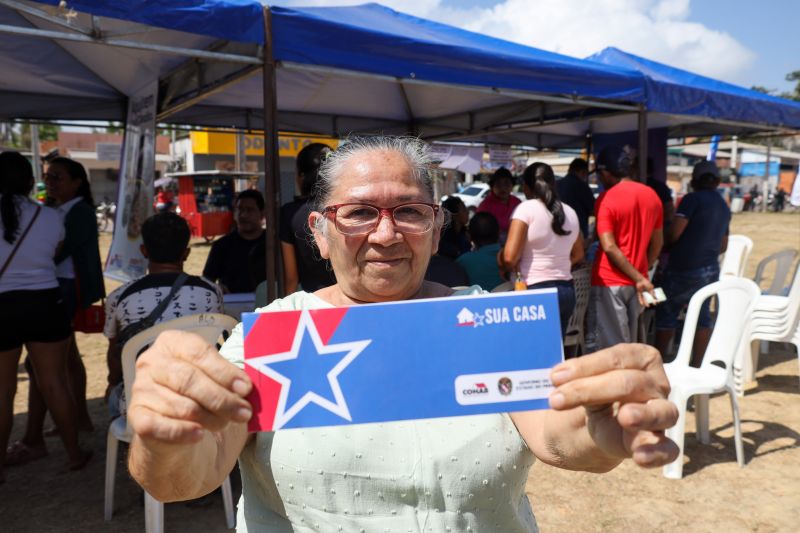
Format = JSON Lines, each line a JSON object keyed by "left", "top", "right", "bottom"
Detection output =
{"left": 242, "top": 290, "right": 563, "bottom": 431}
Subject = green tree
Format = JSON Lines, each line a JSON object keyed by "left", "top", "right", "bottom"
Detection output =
{"left": 784, "top": 70, "right": 800, "bottom": 102}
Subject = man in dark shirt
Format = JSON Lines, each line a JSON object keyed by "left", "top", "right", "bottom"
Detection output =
{"left": 640, "top": 158, "right": 675, "bottom": 231}
{"left": 280, "top": 143, "right": 337, "bottom": 294}
{"left": 655, "top": 161, "right": 730, "bottom": 366}
{"left": 203, "top": 189, "right": 265, "bottom": 293}
{"left": 556, "top": 158, "right": 594, "bottom": 238}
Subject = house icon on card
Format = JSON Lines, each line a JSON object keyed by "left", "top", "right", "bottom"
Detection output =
{"left": 457, "top": 307, "right": 475, "bottom": 326}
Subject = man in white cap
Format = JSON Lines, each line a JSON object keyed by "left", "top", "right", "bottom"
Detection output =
{"left": 654, "top": 160, "right": 730, "bottom": 366}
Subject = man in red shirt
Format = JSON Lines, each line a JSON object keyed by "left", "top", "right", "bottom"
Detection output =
{"left": 587, "top": 146, "right": 663, "bottom": 352}
{"left": 476, "top": 167, "right": 521, "bottom": 241}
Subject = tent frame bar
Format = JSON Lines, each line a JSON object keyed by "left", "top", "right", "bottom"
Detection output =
{"left": 0, "top": 22, "right": 262, "bottom": 64}
{"left": 280, "top": 61, "right": 641, "bottom": 113}
{"left": 262, "top": 7, "right": 281, "bottom": 303}
{"left": 1, "top": 0, "right": 91, "bottom": 35}
{"left": 424, "top": 109, "right": 632, "bottom": 142}
{"left": 656, "top": 112, "right": 795, "bottom": 135}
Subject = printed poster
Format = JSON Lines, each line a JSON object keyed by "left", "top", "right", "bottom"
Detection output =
{"left": 104, "top": 81, "right": 158, "bottom": 281}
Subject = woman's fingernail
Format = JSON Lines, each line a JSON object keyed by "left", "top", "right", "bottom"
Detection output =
{"left": 235, "top": 407, "right": 253, "bottom": 421}
{"left": 551, "top": 367, "right": 573, "bottom": 383}
{"left": 232, "top": 379, "right": 250, "bottom": 396}
{"left": 549, "top": 392, "right": 566, "bottom": 409}
{"left": 634, "top": 449, "right": 654, "bottom": 464}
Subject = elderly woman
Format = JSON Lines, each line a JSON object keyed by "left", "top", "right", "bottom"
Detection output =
{"left": 128, "top": 137, "right": 678, "bottom": 532}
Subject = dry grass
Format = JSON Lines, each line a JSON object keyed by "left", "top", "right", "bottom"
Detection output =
{"left": 2, "top": 211, "right": 799, "bottom": 532}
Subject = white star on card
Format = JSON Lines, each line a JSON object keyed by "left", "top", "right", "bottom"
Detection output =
{"left": 245, "top": 310, "right": 371, "bottom": 430}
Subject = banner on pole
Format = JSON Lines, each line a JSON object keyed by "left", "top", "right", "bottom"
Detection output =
{"left": 105, "top": 82, "right": 158, "bottom": 281}
{"left": 243, "top": 290, "right": 563, "bottom": 431}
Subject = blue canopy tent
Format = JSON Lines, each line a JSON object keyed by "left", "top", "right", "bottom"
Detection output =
{"left": 586, "top": 47, "right": 800, "bottom": 135}
{"left": 0, "top": 1, "right": 648, "bottom": 144}
{"left": 449, "top": 47, "right": 800, "bottom": 151}
{"left": 0, "top": 0, "right": 652, "bottom": 298}
{"left": 167, "top": 3, "right": 648, "bottom": 143}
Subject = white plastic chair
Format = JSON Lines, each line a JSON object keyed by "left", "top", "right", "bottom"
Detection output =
{"left": 735, "top": 263, "right": 800, "bottom": 394}
{"left": 663, "top": 278, "right": 760, "bottom": 479}
{"left": 719, "top": 234, "right": 753, "bottom": 278}
{"left": 753, "top": 249, "right": 798, "bottom": 296}
{"left": 563, "top": 266, "right": 591, "bottom": 355}
{"left": 104, "top": 313, "right": 239, "bottom": 532}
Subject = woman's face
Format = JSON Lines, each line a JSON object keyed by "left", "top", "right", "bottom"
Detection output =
{"left": 491, "top": 177, "right": 513, "bottom": 201}
{"left": 44, "top": 163, "right": 81, "bottom": 205}
{"left": 310, "top": 150, "right": 441, "bottom": 303}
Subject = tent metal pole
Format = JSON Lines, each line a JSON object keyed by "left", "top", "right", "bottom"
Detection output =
{"left": 584, "top": 132, "right": 592, "bottom": 164}
{"left": 0, "top": 23, "right": 262, "bottom": 64}
{"left": 262, "top": 7, "right": 281, "bottom": 303}
{"left": 637, "top": 105, "right": 648, "bottom": 181}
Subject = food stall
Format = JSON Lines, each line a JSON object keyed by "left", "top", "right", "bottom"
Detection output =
{"left": 165, "top": 171, "right": 262, "bottom": 240}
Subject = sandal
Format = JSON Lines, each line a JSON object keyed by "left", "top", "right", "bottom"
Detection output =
{"left": 4, "top": 441, "right": 48, "bottom": 466}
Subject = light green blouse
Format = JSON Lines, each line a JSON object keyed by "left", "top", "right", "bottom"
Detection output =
{"left": 220, "top": 291, "right": 538, "bottom": 533}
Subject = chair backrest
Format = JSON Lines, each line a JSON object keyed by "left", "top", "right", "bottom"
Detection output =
{"left": 781, "top": 262, "right": 800, "bottom": 328}
{"left": 120, "top": 313, "right": 239, "bottom": 412}
{"left": 564, "top": 265, "right": 592, "bottom": 338}
{"left": 785, "top": 258, "right": 800, "bottom": 297}
{"left": 753, "top": 249, "right": 799, "bottom": 295}
{"left": 719, "top": 234, "right": 753, "bottom": 278}
{"left": 672, "top": 278, "right": 760, "bottom": 370}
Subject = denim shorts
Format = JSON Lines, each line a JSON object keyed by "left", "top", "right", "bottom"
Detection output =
{"left": 655, "top": 264, "right": 719, "bottom": 330}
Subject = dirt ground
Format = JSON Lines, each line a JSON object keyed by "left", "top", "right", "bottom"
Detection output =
{"left": 2, "top": 211, "right": 799, "bottom": 532}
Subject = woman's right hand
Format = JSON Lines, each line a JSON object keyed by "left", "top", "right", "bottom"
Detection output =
{"left": 128, "top": 330, "right": 253, "bottom": 446}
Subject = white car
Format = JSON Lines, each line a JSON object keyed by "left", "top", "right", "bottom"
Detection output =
{"left": 442, "top": 182, "right": 490, "bottom": 214}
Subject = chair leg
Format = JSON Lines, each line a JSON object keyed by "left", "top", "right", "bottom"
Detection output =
{"left": 144, "top": 492, "right": 164, "bottom": 533}
{"left": 221, "top": 476, "right": 236, "bottom": 529}
{"left": 793, "top": 339, "right": 800, "bottom": 389}
{"left": 695, "top": 394, "right": 710, "bottom": 445}
{"left": 104, "top": 431, "right": 118, "bottom": 521}
{"left": 759, "top": 340, "right": 769, "bottom": 357}
{"left": 746, "top": 339, "right": 760, "bottom": 384}
{"left": 663, "top": 393, "right": 688, "bottom": 479}
{"left": 727, "top": 391, "right": 745, "bottom": 468}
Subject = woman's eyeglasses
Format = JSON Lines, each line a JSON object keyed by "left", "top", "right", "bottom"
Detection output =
{"left": 323, "top": 202, "right": 439, "bottom": 236}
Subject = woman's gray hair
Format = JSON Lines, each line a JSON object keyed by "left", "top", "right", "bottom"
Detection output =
{"left": 311, "top": 136, "right": 435, "bottom": 212}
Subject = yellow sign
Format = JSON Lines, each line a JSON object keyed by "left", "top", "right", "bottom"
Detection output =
{"left": 191, "top": 131, "right": 338, "bottom": 158}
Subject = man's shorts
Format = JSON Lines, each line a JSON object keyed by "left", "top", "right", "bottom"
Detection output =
{"left": 586, "top": 285, "right": 642, "bottom": 352}
{"left": 655, "top": 264, "right": 720, "bottom": 330}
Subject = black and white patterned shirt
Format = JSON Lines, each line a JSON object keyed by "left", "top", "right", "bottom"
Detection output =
{"left": 103, "top": 272, "right": 223, "bottom": 339}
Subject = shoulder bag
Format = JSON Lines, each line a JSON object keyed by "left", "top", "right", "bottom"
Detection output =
{"left": 0, "top": 204, "right": 41, "bottom": 280}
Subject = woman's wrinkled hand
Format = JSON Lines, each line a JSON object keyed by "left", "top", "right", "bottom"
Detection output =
{"left": 127, "top": 330, "right": 253, "bottom": 445}
{"left": 548, "top": 343, "right": 680, "bottom": 468}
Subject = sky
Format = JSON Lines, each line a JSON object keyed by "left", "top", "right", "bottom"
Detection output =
{"left": 268, "top": 0, "right": 798, "bottom": 94}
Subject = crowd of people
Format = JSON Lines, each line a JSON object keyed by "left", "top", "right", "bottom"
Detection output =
{"left": 0, "top": 134, "right": 742, "bottom": 531}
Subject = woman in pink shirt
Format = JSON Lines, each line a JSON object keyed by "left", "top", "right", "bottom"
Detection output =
{"left": 500, "top": 163, "right": 584, "bottom": 340}
{"left": 476, "top": 167, "right": 521, "bottom": 240}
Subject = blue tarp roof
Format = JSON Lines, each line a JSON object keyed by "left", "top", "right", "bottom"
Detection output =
{"left": 268, "top": 4, "right": 645, "bottom": 103}
{"left": 587, "top": 47, "right": 800, "bottom": 130}
{"left": 33, "top": 0, "right": 265, "bottom": 43}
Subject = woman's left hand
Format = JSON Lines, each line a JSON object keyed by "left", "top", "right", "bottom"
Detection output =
{"left": 548, "top": 343, "right": 680, "bottom": 468}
